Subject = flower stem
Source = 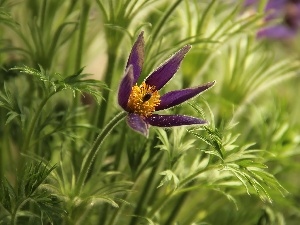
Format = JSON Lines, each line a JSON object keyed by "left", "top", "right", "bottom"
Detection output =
{"left": 22, "top": 91, "right": 55, "bottom": 153}
{"left": 75, "top": 111, "right": 127, "bottom": 195}
{"left": 147, "top": 191, "right": 174, "bottom": 219}
{"left": 0, "top": 109, "right": 5, "bottom": 181}
{"left": 71, "top": 0, "right": 90, "bottom": 177}
{"left": 129, "top": 154, "right": 163, "bottom": 225}
{"left": 147, "top": 166, "right": 215, "bottom": 220}
{"left": 163, "top": 183, "right": 193, "bottom": 225}
{"left": 150, "top": 0, "right": 183, "bottom": 44}
{"left": 107, "top": 139, "right": 162, "bottom": 225}
{"left": 11, "top": 198, "right": 30, "bottom": 225}
{"left": 40, "top": 0, "right": 48, "bottom": 32}
{"left": 96, "top": 52, "right": 116, "bottom": 129}
{"left": 75, "top": 1, "right": 90, "bottom": 71}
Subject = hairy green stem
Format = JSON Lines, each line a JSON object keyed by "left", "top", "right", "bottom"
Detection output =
{"left": 11, "top": 198, "right": 30, "bottom": 225}
{"left": 75, "top": 1, "right": 90, "bottom": 71}
{"left": 40, "top": 0, "right": 48, "bottom": 32}
{"left": 0, "top": 110, "right": 5, "bottom": 181}
{"left": 22, "top": 91, "right": 55, "bottom": 153}
{"left": 108, "top": 0, "right": 115, "bottom": 22}
{"left": 129, "top": 155, "right": 162, "bottom": 225}
{"left": 113, "top": 123, "right": 127, "bottom": 172}
{"left": 148, "top": 191, "right": 174, "bottom": 219}
{"left": 151, "top": 0, "right": 183, "bottom": 44}
{"left": 96, "top": 52, "right": 116, "bottom": 129}
{"left": 179, "top": 165, "right": 215, "bottom": 188}
{"left": 106, "top": 179, "right": 139, "bottom": 225}
{"left": 147, "top": 166, "right": 215, "bottom": 219}
{"left": 75, "top": 111, "right": 127, "bottom": 195}
{"left": 107, "top": 139, "right": 162, "bottom": 225}
{"left": 71, "top": 0, "right": 90, "bottom": 171}
{"left": 258, "top": 0, "right": 268, "bottom": 13}
{"left": 197, "top": 0, "right": 216, "bottom": 35}
{"left": 164, "top": 182, "right": 194, "bottom": 225}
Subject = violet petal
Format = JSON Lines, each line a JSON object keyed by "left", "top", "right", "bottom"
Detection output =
{"left": 285, "top": 3, "right": 300, "bottom": 29}
{"left": 146, "top": 114, "right": 207, "bottom": 127}
{"left": 265, "top": 0, "right": 285, "bottom": 11}
{"left": 145, "top": 45, "right": 191, "bottom": 90}
{"left": 126, "top": 31, "right": 145, "bottom": 83}
{"left": 127, "top": 113, "right": 149, "bottom": 137}
{"left": 244, "top": 0, "right": 284, "bottom": 21}
{"left": 257, "top": 25, "right": 296, "bottom": 39}
{"left": 118, "top": 65, "right": 134, "bottom": 110}
{"left": 265, "top": 0, "right": 286, "bottom": 21}
{"left": 156, "top": 81, "right": 216, "bottom": 111}
{"left": 243, "top": 0, "right": 257, "bottom": 7}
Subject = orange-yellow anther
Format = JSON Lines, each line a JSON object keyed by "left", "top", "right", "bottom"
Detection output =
{"left": 127, "top": 82, "right": 161, "bottom": 117}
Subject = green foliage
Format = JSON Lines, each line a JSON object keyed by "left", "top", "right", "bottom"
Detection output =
{"left": 157, "top": 170, "right": 180, "bottom": 190}
{"left": 187, "top": 103, "right": 287, "bottom": 203}
{"left": 0, "top": 65, "right": 106, "bottom": 158}
{"left": 0, "top": 83, "right": 25, "bottom": 126}
{"left": 11, "top": 65, "right": 106, "bottom": 103}
{"left": 0, "top": 162, "right": 65, "bottom": 225}
{"left": 0, "top": 1, "right": 81, "bottom": 70}
{"left": 0, "top": 7, "right": 18, "bottom": 28}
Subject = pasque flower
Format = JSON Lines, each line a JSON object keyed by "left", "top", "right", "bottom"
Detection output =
{"left": 245, "top": 0, "right": 300, "bottom": 39}
{"left": 118, "top": 32, "right": 215, "bottom": 137}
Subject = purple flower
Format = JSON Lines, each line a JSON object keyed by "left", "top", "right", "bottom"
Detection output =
{"left": 118, "top": 32, "right": 215, "bottom": 137}
{"left": 245, "top": 0, "right": 300, "bottom": 39}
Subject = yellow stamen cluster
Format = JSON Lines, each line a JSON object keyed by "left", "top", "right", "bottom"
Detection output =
{"left": 127, "top": 82, "right": 161, "bottom": 118}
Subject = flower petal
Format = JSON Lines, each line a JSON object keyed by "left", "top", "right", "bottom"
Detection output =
{"left": 118, "top": 65, "right": 134, "bottom": 110}
{"left": 243, "top": 0, "right": 257, "bottom": 7}
{"left": 258, "top": 25, "right": 296, "bottom": 39}
{"left": 156, "top": 81, "right": 216, "bottom": 111}
{"left": 145, "top": 45, "right": 191, "bottom": 90}
{"left": 265, "top": 0, "right": 286, "bottom": 21}
{"left": 265, "top": 0, "right": 285, "bottom": 11}
{"left": 146, "top": 114, "right": 206, "bottom": 127}
{"left": 126, "top": 31, "right": 145, "bottom": 83}
{"left": 244, "top": 0, "right": 285, "bottom": 21}
{"left": 285, "top": 3, "right": 300, "bottom": 29}
{"left": 127, "top": 113, "right": 149, "bottom": 137}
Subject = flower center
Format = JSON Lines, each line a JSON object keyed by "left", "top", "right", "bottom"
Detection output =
{"left": 127, "top": 82, "right": 161, "bottom": 117}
